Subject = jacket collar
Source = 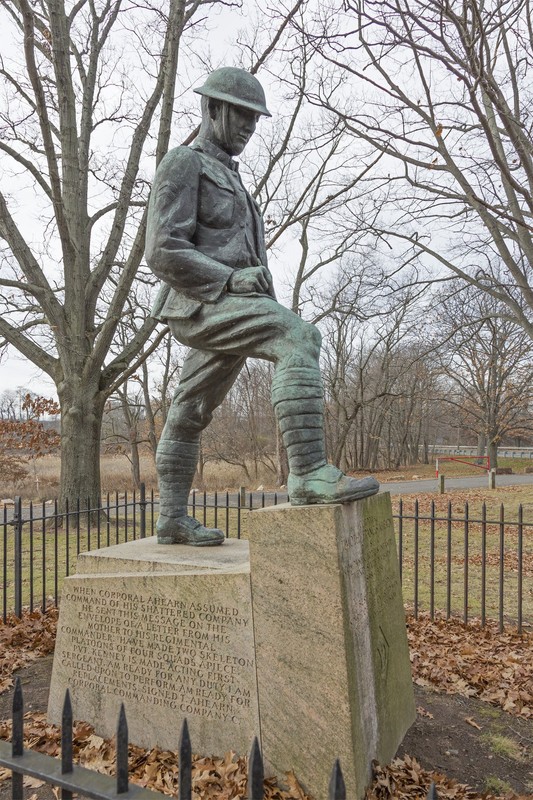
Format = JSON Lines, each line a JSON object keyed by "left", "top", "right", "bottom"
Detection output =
{"left": 192, "top": 137, "right": 239, "bottom": 172}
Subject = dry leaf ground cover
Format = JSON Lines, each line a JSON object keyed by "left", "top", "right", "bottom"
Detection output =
{"left": 1, "top": 609, "right": 532, "bottom": 799}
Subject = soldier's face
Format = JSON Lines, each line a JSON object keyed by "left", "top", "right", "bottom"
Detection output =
{"left": 213, "top": 103, "right": 260, "bottom": 156}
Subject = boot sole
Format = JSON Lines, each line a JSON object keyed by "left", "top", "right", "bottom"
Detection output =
{"left": 157, "top": 534, "right": 225, "bottom": 546}
{"left": 290, "top": 486, "right": 379, "bottom": 506}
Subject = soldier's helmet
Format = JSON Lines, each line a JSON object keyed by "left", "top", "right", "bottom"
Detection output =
{"left": 194, "top": 67, "right": 271, "bottom": 117}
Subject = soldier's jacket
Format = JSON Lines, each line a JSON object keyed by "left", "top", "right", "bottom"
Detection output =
{"left": 146, "top": 137, "right": 275, "bottom": 321}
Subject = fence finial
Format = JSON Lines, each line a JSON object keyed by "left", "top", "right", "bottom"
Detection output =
{"left": 329, "top": 758, "right": 346, "bottom": 800}
{"left": 116, "top": 703, "right": 129, "bottom": 794}
{"left": 61, "top": 689, "right": 73, "bottom": 777}
{"left": 12, "top": 677, "right": 23, "bottom": 758}
{"left": 426, "top": 781, "right": 438, "bottom": 799}
{"left": 248, "top": 736, "right": 264, "bottom": 800}
{"left": 178, "top": 719, "right": 192, "bottom": 800}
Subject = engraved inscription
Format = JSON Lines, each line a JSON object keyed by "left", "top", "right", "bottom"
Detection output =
{"left": 362, "top": 515, "right": 399, "bottom": 605}
{"left": 376, "top": 626, "right": 390, "bottom": 679}
{"left": 57, "top": 585, "right": 255, "bottom": 724}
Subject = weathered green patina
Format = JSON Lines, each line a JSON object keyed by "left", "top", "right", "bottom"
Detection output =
{"left": 145, "top": 67, "right": 379, "bottom": 545}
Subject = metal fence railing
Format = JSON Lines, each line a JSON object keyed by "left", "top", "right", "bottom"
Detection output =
{"left": 0, "top": 486, "right": 283, "bottom": 620}
{"left": 2, "top": 486, "right": 157, "bottom": 620}
{"left": 1, "top": 488, "right": 531, "bottom": 630}
{"left": 397, "top": 498, "right": 532, "bottom": 633}
{"left": 1, "top": 678, "right": 373, "bottom": 800}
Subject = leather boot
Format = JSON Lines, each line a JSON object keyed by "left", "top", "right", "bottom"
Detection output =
{"left": 156, "top": 439, "right": 224, "bottom": 546}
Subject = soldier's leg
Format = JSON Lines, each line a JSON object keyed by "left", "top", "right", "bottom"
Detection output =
{"left": 169, "top": 296, "right": 379, "bottom": 507}
{"left": 263, "top": 325, "right": 378, "bottom": 504}
{"left": 156, "top": 348, "right": 245, "bottom": 545}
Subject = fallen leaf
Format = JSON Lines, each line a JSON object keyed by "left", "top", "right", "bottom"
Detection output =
{"left": 0, "top": 607, "right": 58, "bottom": 697}
{"left": 23, "top": 776, "right": 45, "bottom": 788}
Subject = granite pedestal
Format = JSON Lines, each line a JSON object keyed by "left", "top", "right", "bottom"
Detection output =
{"left": 247, "top": 492, "right": 415, "bottom": 798}
{"left": 49, "top": 493, "right": 414, "bottom": 797}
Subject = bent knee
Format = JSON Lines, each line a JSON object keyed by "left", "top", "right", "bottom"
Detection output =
{"left": 297, "top": 320, "right": 321, "bottom": 357}
{"left": 275, "top": 319, "right": 321, "bottom": 367}
{"left": 165, "top": 399, "right": 213, "bottom": 436}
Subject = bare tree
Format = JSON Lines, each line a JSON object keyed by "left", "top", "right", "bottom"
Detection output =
{"left": 318, "top": 267, "right": 438, "bottom": 470}
{"left": 201, "top": 360, "right": 277, "bottom": 484}
{"left": 302, "top": 0, "right": 533, "bottom": 340}
{"left": 435, "top": 289, "right": 533, "bottom": 467}
{"left": 0, "top": 0, "right": 212, "bottom": 505}
{"left": 240, "top": 12, "right": 384, "bottom": 319}
{"left": 234, "top": 12, "right": 392, "bottom": 480}
{"left": 0, "top": 390, "right": 19, "bottom": 420}
{"left": 104, "top": 333, "right": 184, "bottom": 486}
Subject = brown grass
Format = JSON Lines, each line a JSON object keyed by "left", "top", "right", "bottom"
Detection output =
{"left": 2, "top": 453, "right": 532, "bottom": 503}
{"left": 391, "top": 486, "right": 533, "bottom": 626}
{"left": 0, "top": 454, "right": 279, "bottom": 501}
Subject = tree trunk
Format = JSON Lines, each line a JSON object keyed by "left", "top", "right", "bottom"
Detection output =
{"left": 488, "top": 438, "right": 498, "bottom": 471}
{"left": 129, "top": 432, "right": 141, "bottom": 491}
{"left": 58, "top": 382, "right": 106, "bottom": 509}
{"left": 476, "top": 432, "right": 487, "bottom": 465}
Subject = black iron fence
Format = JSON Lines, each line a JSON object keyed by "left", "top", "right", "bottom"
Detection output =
{"left": 0, "top": 486, "right": 282, "bottom": 620}
{"left": 1, "top": 488, "right": 531, "bottom": 630}
{"left": 397, "top": 498, "right": 532, "bottom": 633}
{"left": 0, "top": 679, "right": 435, "bottom": 800}
{"left": 2, "top": 486, "right": 157, "bottom": 620}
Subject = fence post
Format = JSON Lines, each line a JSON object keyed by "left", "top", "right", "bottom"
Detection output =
{"left": 13, "top": 496, "right": 23, "bottom": 618}
{"left": 488, "top": 469, "right": 496, "bottom": 489}
{"left": 139, "top": 482, "right": 147, "bottom": 539}
{"left": 239, "top": 486, "right": 246, "bottom": 506}
{"left": 439, "top": 474, "right": 445, "bottom": 494}
{"left": 12, "top": 678, "right": 23, "bottom": 800}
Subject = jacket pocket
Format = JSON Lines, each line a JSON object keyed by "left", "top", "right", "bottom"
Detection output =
{"left": 198, "top": 172, "right": 236, "bottom": 229}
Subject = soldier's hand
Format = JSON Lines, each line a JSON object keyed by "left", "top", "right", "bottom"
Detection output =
{"left": 228, "top": 266, "right": 271, "bottom": 294}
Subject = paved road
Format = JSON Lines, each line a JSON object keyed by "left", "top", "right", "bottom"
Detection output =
{"left": 380, "top": 472, "right": 533, "bottom": 496}
{"left": 214, "top": 472, "right": 533, "bottom": 507}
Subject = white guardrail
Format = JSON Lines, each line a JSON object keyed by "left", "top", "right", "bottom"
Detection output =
{"left": 431, "top": 445, "right": 533, "bottom": 459}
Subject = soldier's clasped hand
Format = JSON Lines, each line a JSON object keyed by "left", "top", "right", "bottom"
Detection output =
{"left": 228, "top": 266, "right": 271, "bottom": 294}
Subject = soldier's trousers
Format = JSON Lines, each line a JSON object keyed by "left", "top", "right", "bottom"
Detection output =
{"left": 164, "top": 293, "right": 322, "bottom": 436}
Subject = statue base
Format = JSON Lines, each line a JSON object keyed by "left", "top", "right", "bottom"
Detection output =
{"left": 48, "top": 493, "right": 414, "bottom": 797}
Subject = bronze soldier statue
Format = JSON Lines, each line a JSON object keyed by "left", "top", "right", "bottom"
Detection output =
{"left": 145, "top": 67, "right": 379, "bottom": 546}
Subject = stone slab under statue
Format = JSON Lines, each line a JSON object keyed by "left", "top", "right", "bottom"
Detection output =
{"left": 247, "top": 492, "right": 415, "bottom": 798}
{"left": 48, "top": 538, "right": 259, "bottom": 755}
{"left": 48, "top": 493, "right": 415, "bottom": 798}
